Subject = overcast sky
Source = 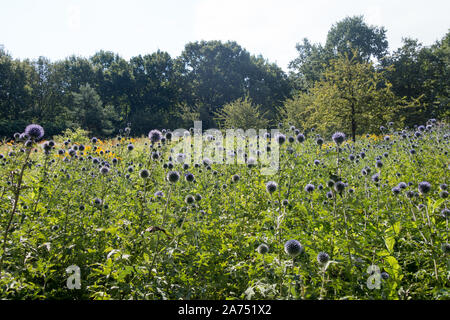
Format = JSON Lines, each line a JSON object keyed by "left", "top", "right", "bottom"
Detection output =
{"left": 1, "top": 0, "right": 449, "bottom": 71}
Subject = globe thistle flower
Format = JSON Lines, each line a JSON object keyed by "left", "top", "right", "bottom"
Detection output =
{"left": 93, "top": 198, "right": 102, "bottom": 206}
{"left": 247, "top": 157, "right": 257, "bottom": 168}
{"left": 231, "top": 174, "right": 240, "bottom": 183}
{"left": 334, "top": 181, "right": 346, "bottom": 194}
{"left": 316, "top": 137, "right": 324, "bottom": 146}
{"left": 284, "top": 240, "right": 303, "bottom": 257}
{"left": 313, "top": 159, "right": 321, "bottom": 166}
{"left": 317, "top": 252, "right": 330, "bottom": 265}
{"left": 91, "top": 137, "right": 98, "bottom": 144}
{"left": 100, "top": 166, "right": 110, "bottom": 175}
{"left": 257, "top": 244, "right": 269, "bottom": 255}
{"left": 288, "top": 136, "right": 295, "bottom": 143}
{"left": 372, "top": 173, "right": 380, "bottom": 183}
{"left": 24, "top": 124, "right": 44, "bottom": 141}
{"left": 361, "top": 169, "right": 368, "bottom": 176}
{"left": 392, "top": 186, "right": 401, "bottom": 195}
{"left": 127, "top": 143, "right": 134, "bottom": 151}
{"left": 140, "top": 169, "right": 150, "bottom": 179}
{"left": 148, "top": 129, "right": 163, "bottom": 143}
{"left": 440, "top": 183, "right": 448, "bottom": 190}
{"left": 375, "top": 160, "right": 383, "bottom": 168}
{"left": 195, "top": 194, "right": 202, "bottom": 202}
{"left": 381, "top": 272, "right": 390, "bottom": 280}
{"left": 185, "top": 172, "right": 195, "bottom": 182}
{"left": 348, "top": 154, "right": 355, "bottom": 161}
{"left": 167, "top": 171, "right": 180, "bottom": 183}
{"left": 332, "top": 132, "right": 346, "bottom": 145}
{"left": 305, "top": 184, "right": 315, "bottom": 193}
{"left": 440, "top": 191, "right": 448, "bottom": 198}
{"left": 265, "top": 181, "right": 277, "bottom": 194}
{"left": 418, "top": 181, "right": 431, "bottom": 195}
{"left": 276, "top": 133, "right": 286, "bottom": 145}
{"left": 441, "top": 208, "right": 450, "bottom": 218}
{"left": 296, "top": 133, "right": 305, "bottom": 143}
{"left": 398, "top": 182, "right": 407, "bottom": 189}
{"left": 185, "top": 194, "right": 195, "bottom": 205}
{"left": 282, "top": 199, "right": 289, "bottom": 206}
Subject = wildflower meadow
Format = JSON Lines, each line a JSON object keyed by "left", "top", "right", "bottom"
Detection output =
{"left": 0, "top": 121, "right": 448, "bottom": 300}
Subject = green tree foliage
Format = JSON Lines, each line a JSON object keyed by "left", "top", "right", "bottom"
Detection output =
{"left": 282, "top": 52, "right": 400, "bottom": 141}
{"left": 176, "top": 40, "right": 291, "bottom": 127}
{"left": 214, "top": 96, "right": 269, "bottom": 130}
{"left": 289, "top": 15, "right": 389, "bottom": 90}
{"left": 383, "top": 33, "right": 450, "bottom": 125}
{"left": 71, "top": 84, "right": 118, "bottom": 136}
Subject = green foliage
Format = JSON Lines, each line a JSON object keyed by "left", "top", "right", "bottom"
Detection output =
{"left": 71, "top": 84, "right": 118, "bottom": 137}
{"left": 283, "top": 51, "right": 402, "bottom": 140}
{"left": 0, "top": 121, "right": 448, "bottom": 300}
{"left": 215, "top": 97, "right": 270, "bottom": 129}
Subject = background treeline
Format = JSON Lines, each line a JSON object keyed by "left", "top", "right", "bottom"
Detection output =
{"left": 0, "top": 16, "right": 448, "bottom": 139}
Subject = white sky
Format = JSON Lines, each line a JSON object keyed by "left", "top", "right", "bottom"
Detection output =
{"left": 1, "top": 0, "right": 449, "bottom": 71}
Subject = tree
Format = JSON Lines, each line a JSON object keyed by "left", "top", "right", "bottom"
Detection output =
{"left": 383, "top": 33, "right": 450, "bottom": 125}
{"left": 325, "top": 15, "right": 388, "bottom": 62}
{"left": 71, "top": 84, "right": 118, "bottom": 136}
{"left": 214, "top": 96, "right": 269, "bottom": 130}
{"left": 176, "top": 40, "right": 291, "bottom": 127}
{"left": 289, "top": 16, "right": 389, "bottom": 90}
{"left": 283, "top": 52, "right": 399, "bottom": 141}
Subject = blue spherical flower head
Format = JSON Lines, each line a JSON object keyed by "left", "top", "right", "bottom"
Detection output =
{"left": 99, "top": 166, "right": 109, "bottom": 175}
{"left": 334, "top": 181, "right": 346, "bottom": 194}
{"left": 284, "top": 240, "right": 303, "bottom": 257}
{"left": 305, "top": 184, "right": 315, "bottom": 193}
{"left": 418, "top": 181, "right": 431, "bottom": 195}
{"left": 24, "top": 124, "right": 44, "bottom": 141}
{"left": 148, "top": 129, "right": 163, "bottom": 143}
{"left": 167, "top": 170, "right": 180, "bottom": 183}
{"left": 265, "top": 181, "right": 278, "bottom": 194}
{"left": 276, "top": 133, "right": 286, "bottom": 145}
{"left": 332, "top": 132, "right": 346, "bottom": 145}
{"left": 296, "top": 133, "right": 305, "bottom": 143}
{"left": 316, "top": 137, "right": 324, "bottom": 146}
{"left": 391, "top": 186, "right": 401, "bottom": 195}
{"left": 185, "top": 172, "right": 195, "bottom": 182}
{"left": 257, "top": 244, "right": 269, "bottom": 254}
{"left": 140, "top": 169, "right": 150, "bottom": 179}
{"left": 317, "top": 252, "right": 330, "bottom": 265}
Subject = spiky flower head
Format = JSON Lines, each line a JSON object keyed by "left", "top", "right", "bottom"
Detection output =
{"left": 296, "top": 133, "right": 305, "bottom": 143}
{"left": 148, "top": 129, "right": 163, "bottom": 143}
{"left": 334, "top": 181, "right": 346, "bottom": 194}
{"left": 139, "top": 169, "right": 150, "bottom": 179}
{"left": 24, "top": 124, "right": 44, "bottom": 141}
{"left": 185, "top": 172, "right": 195, "bottom": 182}
{"left": 418, "top": 181, "right": 431, "bottom": 195}
{"left": 316, "top": 137, "right": 324, "bottom": 146}
{"left": 265, "top": 181, "right": 278, "bottom": 194}
{"left": 317, "top": 252, "right": 330, "bottom": 265}
{"left": 332, "top": 132, "right": 346, "bottom": 145}
{"left": 284, "top": 240, "right": 303, "bottom": 257}
{"left": 257, "top": 243, "right": 269, "bottom": 254}
{"left": 275, "top": 133, "right": 286, "bottom": 145}
{"left": 305, "top": 184, "right": 315, "bottom": 193}
{"left": 167, "top": 170, "right": 180, "bottom": 183}
{"left": 100, "top": 166, "right": 110, "bottom": 175}
{"left": 184, "top": 194, "right": 195, "bottom": 205}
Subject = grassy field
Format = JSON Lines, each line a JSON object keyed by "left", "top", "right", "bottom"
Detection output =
{"left": 0, "top": 122, "right": 449, "bottom": 299}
